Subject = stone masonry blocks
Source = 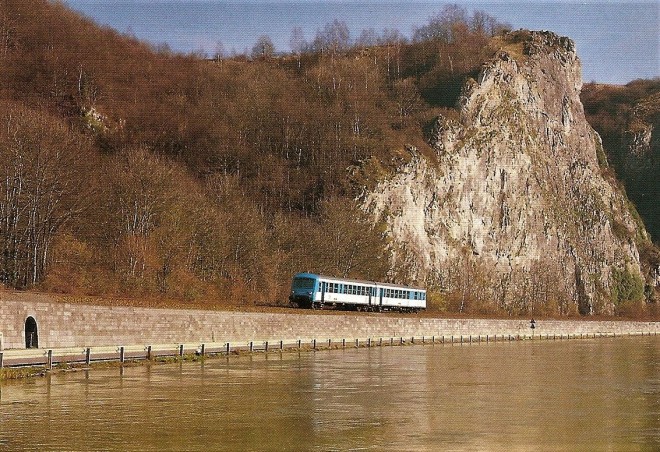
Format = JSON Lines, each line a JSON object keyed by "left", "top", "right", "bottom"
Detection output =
{"left": 1, "top": 293, "right": 658, "bottom": 350}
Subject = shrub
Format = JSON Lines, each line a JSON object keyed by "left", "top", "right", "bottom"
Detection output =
{"left": 610, "top": 266, "right": 645, "bottom": 310}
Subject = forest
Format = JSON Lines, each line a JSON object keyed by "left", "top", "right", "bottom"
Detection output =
{"left": 0, "top": 1, "right": 656, "bottom": 315}
{"left": 581, "top": 79, "right": 660, "bottom": 245}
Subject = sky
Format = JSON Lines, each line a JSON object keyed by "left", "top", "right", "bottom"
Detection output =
{"left": 64, "top": 1, "right": 659, "bottom": 84}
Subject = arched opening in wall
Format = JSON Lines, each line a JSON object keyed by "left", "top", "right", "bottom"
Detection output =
{"left": 25, "top": 316, "right": 38, "bottom": 349}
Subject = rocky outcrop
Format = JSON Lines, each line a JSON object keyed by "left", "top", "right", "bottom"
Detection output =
{"left": 622, "top": 91, "right": 660, "bottom": 239}
{"left": 363, "top": 31, "right": 647, "bottom": 315}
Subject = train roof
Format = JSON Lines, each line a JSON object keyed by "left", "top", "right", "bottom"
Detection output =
{"left": 293, "top": 272, "right": 425, "bottom": 291}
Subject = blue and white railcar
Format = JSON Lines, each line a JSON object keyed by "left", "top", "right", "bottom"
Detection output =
{"left": 289, "top": 273, "right": 426, "bottom": 312}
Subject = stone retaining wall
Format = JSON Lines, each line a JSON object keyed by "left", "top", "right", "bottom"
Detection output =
{"left": 1, "top": 293, "right": 658, "bottom": 349}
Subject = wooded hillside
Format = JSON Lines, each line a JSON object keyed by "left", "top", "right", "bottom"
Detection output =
{"left": 0, "top": 1, "right": 512, "bottom": 307}
{"left": 0, "top": 1, "right": 655, "bottom": 316}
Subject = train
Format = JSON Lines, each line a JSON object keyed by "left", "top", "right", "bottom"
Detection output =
{"left": 289, "top": 272, "right": 426, "bottom": 312}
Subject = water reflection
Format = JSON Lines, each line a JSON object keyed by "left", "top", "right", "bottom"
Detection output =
{"left": 1, "top": 337, "right": 658, "bottom": 450}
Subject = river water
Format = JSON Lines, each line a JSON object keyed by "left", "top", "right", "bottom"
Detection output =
{"left": 1, "top": 336, "right": 658, "bottom": 451}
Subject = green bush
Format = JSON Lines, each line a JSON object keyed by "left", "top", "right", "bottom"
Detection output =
{"left": 610, "top": 266, "right": 644, "bottom": 306}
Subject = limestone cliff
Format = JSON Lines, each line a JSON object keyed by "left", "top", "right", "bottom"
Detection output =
{"left": 363, "top": 31, "right": 648, "bottom": 315}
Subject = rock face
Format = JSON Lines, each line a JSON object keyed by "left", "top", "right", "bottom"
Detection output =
{"left": 622, "top": 91, "right": 660, "bottom": 242}
{"left": 364, "top": 31, "right": 646, "bottom": 315}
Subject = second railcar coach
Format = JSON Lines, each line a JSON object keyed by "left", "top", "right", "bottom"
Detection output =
{"left": 289, "top": 273, "right": 426, "bottom": 312}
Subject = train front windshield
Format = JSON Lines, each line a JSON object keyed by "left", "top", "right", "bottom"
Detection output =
{"left": 292, "top": 277, "right": 315, "bottom": 290}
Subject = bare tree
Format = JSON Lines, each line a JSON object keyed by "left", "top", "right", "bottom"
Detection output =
{"left": 356, "top": 28, "right": 378, "bottom": 48}
{"left": 0, "top": 102, "right": 95, "bottom": 287}
{"left": 251, "top": 35, "right": 275, "bottom": 60}
{"left": 106, "top": 148, "right": 177, "bottom": 281}
{"left": 290, "top": 26, "right": 306, "bottom": 54}
{"left": 313, "top": 19, "right": 351, "bottom": 55}
{"left": 213, "top": 40, "right": 226, "bottom": 61}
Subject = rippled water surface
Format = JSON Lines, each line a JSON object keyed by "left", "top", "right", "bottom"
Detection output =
{"left": 1, "top": 336, "right": 658, "bottom": 450}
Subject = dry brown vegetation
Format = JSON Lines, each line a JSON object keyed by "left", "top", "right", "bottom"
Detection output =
{"left": 0, "top": 0, "right": 510, "bottom": 308}
{"left": 0, "top": 1, "right": 655, "bottom": 317}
